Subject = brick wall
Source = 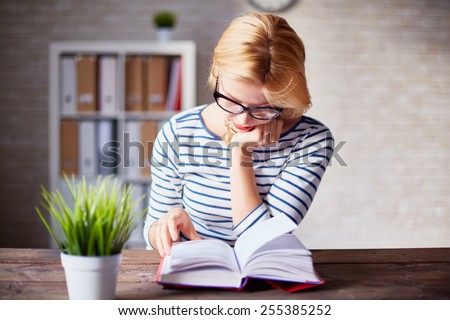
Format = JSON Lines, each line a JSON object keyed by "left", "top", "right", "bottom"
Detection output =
{"left": 0, "top": 0, "right": 449, "bottom": 248}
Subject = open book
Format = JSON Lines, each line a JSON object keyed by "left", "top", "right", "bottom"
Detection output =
{"left": 156, "top": 214, "right": 324, "bottom": 292}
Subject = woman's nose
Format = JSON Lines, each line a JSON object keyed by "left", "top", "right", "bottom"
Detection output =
{"left": 235, "top": 111, "right": 254, "bottom": 125}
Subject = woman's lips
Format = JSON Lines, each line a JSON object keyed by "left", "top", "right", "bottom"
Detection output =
{"left": 232, "top": 121, "right": 255, "bottom": 132}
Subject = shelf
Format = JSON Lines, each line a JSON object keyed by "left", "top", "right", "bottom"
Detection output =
{"left": 122, "top": 111, "right": 177, "bottom": 121}
{"left": 59, "top": 111, "right": 177, "bottom": 121}
{"left": 60, "top": 112, "right": 118, "bottom": 120}
{"left": 49, "top": 41, "right": 197, "bottom": 249}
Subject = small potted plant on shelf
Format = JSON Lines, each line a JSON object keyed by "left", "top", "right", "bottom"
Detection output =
{"left": 152, "top": 10, "right": 177, "bottom": 41}
{"left": 36, "top": 175, "right": 146, "bottom": 300}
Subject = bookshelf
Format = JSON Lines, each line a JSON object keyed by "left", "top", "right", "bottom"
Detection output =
{"left": 49, "top": 41, "right": 196, "bottom": 248}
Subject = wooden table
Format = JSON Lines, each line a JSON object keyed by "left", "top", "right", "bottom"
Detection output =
{"left": 0, "top": 248, "right": 449, "bottom": 299}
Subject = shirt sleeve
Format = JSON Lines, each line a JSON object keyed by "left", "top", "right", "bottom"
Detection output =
{"left": 264, "top": 125, "right": 334, "bottom": 224}
{"left": 231, "top": 202, "right": 271, "bottom": 237}
{"left": 143, "top": 120, "right": 183, "bottom": 249}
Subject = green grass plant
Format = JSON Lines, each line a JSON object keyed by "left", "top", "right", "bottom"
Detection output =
{"left": 153, "top": 10, "right": 176, "bottom": 28}
{"left": 36, "top": 175, "right": 146, "bottom": 256}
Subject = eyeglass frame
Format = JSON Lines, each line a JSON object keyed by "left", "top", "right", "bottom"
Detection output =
{"left": 213, "top": 77, "right": 283, "bottom": 120}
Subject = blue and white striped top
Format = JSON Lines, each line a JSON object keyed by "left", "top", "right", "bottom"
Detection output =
{"left": 143, "top": 105, "right": 334, "bottom": 249}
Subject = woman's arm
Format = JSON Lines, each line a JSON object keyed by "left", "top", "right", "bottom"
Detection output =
{"left": 143, "top": 120, "right": 200, "bottom": 256}
{"left": 229, "top": 119, "right": 283, "bottom": 225}
{"left": 229, "top": 119, "right": 334, "bottom": 235}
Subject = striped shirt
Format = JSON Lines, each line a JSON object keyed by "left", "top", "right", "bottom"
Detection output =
{"left": 143, "top": 105, "right": 334, "bottom": 249}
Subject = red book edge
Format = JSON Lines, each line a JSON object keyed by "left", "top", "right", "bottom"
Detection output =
{"left": 154, "top": 255, "right": 165, "bottom": 283}
{"left": 264, "top": 279, "right": 324, "bottom": 293}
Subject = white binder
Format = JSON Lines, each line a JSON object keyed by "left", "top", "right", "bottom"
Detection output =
{"left": 165, "top": 57, "right": 181, "bottom": 111}
{"left": 97, "top": 120, "right": 117, "bottom": 175}
{"left": 79, "top": 121, "right": 97, "bottom": 177}
{"left": 99, "top": 56, "right": 117, "bottom": 114}
{"left": 125, "top": 184, "right": 146, "bottom": 249}
{"left": 124, "top": 121, "right": 141, "bottom": 179}
{"left": 61, "top": 56, "right": 76, "bottom": 114}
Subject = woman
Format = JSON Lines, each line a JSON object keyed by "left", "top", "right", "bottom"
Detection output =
{"left": 144, "top": 13, "right": 334, "bottom": 256}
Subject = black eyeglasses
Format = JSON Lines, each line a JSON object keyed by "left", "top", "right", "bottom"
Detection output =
{"left": 213, "top": 78, "right": 283, "bottom": 120}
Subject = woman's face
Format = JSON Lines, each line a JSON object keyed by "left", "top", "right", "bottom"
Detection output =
{"left": 216, "top": 78, "right": 274, "bottom": 133}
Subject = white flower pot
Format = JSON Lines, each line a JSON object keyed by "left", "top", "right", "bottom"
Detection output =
{"left": 156, "top": 27, "right": 173, "bottom": 41}
{"left": 61, "top": 252, "right": 122, "bottom": 300}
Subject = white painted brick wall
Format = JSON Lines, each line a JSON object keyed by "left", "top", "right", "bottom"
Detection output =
{"left": 244, "top": 0, "right": 450, "bottom": 248}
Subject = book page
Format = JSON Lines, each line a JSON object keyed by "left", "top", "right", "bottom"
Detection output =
{"left": 159, "top": 264, "right": 243, "bottom": 289}
{"left": 241, "top": 234, "right": 321, "bottom": 283}
{"left": 249, "top": 234, "right": 310, "bottom": 259}
{"left": 234, "top": 214, "right": 297, "bottom": 268}
{"left": 168, "top": 239, "right": 240, "bottom": 273}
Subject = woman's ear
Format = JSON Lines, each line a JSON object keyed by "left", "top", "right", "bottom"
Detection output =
{"left": 208, "top": 67, "right": 218, "bottom": 90}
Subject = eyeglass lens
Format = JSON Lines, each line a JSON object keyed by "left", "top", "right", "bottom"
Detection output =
{"left": 215, "top": 95, "right": 280, "bottom": 120}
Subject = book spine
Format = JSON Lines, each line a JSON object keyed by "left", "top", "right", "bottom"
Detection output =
{"left": 140, "top": 120, "right": 158, "bottom": 177}
{"left": 125, "top": 56, "right": 144, "bottom": 112}
{"left": 60, "top": 120, "right": 79, "bottom": 176}
{"left": 76, "top": 55, "right": 98, "bottom": 112}
{"left": 144, "top": 56, "right": 169, "bottom": 111}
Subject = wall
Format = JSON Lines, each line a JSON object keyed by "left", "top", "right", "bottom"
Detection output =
{"left": 266, "top": 0, "right": 450, "bottom": 248}
{"left": 0, "top": 0, "right": 449, "bottom": 248}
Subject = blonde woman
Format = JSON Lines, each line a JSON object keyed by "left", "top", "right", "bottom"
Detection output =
{"left": 144, "top": 13, "right": 334, "bottom": 256}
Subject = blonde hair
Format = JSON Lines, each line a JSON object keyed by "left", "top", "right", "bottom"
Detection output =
{"left": 208, "top": 12, "right": 311, "bottom": 119}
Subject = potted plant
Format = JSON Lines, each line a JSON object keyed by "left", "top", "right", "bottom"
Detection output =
{"left": 36, "top": 175, "right": 146, "bottom": 300}
{"left": 152, "top": 10, "right": 176, "bottom": 41}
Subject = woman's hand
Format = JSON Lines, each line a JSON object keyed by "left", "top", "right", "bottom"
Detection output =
{"left": 231, "top": 118, "right": 283, "bottom": 154}
{"left": 150, "top": 208, "right": 201, "bottom": 257}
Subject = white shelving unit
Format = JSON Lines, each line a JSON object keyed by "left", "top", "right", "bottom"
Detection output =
{"left": 48, "top": 41, "right": 196, "bottom": 248}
